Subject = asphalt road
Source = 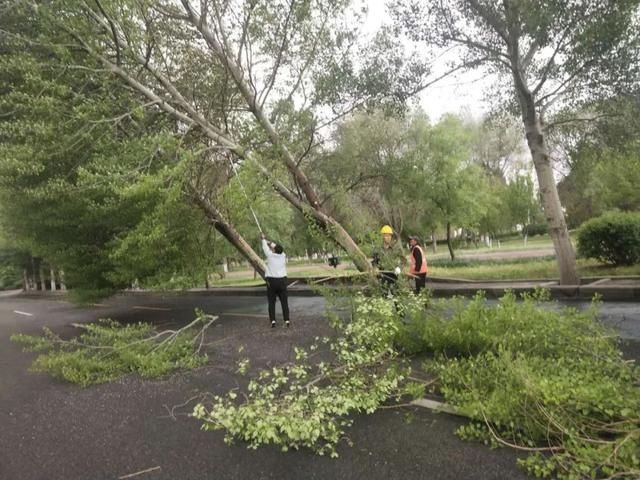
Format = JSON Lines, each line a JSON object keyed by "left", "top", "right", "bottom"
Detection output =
{"left": 1, "top": 292, "right": 638, "bottom": 480}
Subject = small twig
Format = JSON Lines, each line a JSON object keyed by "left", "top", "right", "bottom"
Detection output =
{"left": 118, "top": 466, "right": 161, "bottom": 479}
{"left": 162, "top": 394, "right": 206, "bottom": 421}
{"left": 377, "top": 403, "right": 414, "bottom": 410}
{"left": 407, "top": 375, "right": 437, "bottom": 386}
{"left": 481, "top": 410, "right": 564, "bottom": 453}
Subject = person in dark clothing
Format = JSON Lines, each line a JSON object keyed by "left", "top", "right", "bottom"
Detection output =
{"left": 408, "top": 236, "right": 428, "bottom": 294}
{"left": 261, "top": 233, "right": 289, "bottom": 328}
{"left": 372, "top": 225, "right": 406, "bottom": 296}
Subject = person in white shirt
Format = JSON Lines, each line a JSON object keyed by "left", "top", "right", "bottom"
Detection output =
{"left": 261, "top": 233, "right": 290, "bottom": 328}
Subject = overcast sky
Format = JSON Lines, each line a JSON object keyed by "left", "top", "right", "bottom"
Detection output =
{"left": 365, "top": 0, "right": 491, "bottom": 121}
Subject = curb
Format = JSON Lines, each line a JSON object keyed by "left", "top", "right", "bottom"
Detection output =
{"left": 117, "top": 284, "right": 640, "bottom": 301}
{"left": 10, "top": 280, "right": 640, "bottom": 302}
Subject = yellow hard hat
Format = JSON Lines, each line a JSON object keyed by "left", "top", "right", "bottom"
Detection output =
{"left": 380, "top": 225, "right": 393, "bottom": 234}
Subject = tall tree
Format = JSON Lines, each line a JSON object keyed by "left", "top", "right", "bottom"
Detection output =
{"left": 21, "top": 0, "right": 428, "bottom": 274}
{"left": 393, "top": 0, "right": 640, "bottom": 284}
{"left": 0, "top": 3, "right": 269, "bottom": 297}
{"left": 326, "top": 111, "right": 490, "bottom": 260}
{"left": 410, "top": 114, "right": 489, "bottom": 260}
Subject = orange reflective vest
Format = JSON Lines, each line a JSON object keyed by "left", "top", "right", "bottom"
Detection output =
{"left": 409, "top": 245, "right": 428, "bottom": 274}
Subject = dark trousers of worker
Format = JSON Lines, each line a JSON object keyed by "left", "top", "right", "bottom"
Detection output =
{"left": 379, "top": 272, "right": 398, "bottom": 296}
{"left": 266, "top": 277, "right": 289, "bottom": 323}
{"left": 413, "top": 273, "right": 427, "bottom": 294}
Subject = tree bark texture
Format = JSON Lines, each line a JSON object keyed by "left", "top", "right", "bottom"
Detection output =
{"left": 446, "top": 222, "right": 455, "bottom": 261}
{"left": 22, "top": 269, "right": 29, "bottom": 291}
{"left": 524, "top": 117, "right": 579, "bottom": 284}
{"left": 507, "top": 33, "right": 579, "bottom": 285}
{"left": 191, "top": 192, "right": 266, "bottom": 277}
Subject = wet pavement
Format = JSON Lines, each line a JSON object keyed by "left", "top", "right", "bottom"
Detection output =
{"left": 1, "top": 292, "right": 637, "bottom": 480}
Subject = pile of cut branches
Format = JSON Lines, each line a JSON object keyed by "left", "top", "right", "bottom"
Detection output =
{"left": 11, "top": 309, "right": 216, "bottom": 386}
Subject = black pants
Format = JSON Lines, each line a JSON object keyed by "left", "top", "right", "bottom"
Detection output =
{"left": 414, "top": 273, "right": 427, "bottom": 294}
{"left": 379, "top": 272, "right": 398, "bottom": 296}
{"left": 266, "top": 277, "right": 289, "bottom": 323}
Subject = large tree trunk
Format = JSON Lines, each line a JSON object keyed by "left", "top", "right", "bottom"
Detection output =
{"left": 38, "top": 261, "right": 46, "bottom": 291}
{"left": 190, "top": 191, "right": 266, "bottom": 277}
{"left": 30, "top": 256, "right": 36, "bottom": 290}
{"left": 446, "top": 222, "right": 455, "bottom": 261}
{"left": 507, "top": 38, "right": 579, "bottom": 285}
{"left": 59, "top": 270, "right": 67, "bottom": 291}
{"left": 513, "top": 94, "right": 578, "bottom": 284}
{"left": 181, "top": 3, "right": 372, "bottom": 273}
{"left": 524, "top": 120, "right": 578, "bottom": 284}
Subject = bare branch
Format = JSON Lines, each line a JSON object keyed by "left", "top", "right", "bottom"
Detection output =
{"left": 531, "top": 25, "right": 575, "bottom": 96}
{"left": 94, "top": 0, "right": 121, "bottom": 65}
{"left": 152, "top": 3, "right": 191, "bottom": 22}
{"left": 521, "top": 39, "right": 538, "bottom": 71}
{"left": 439, "top": 9, "right": 510, "bottom": 69}
{"left": 466, "top": 0, "right": 509, "bottom": 44}
{"left": 258, "top": 0, "right": 296, "bottom": 108}
{"left": 236, "top": 1, "right": 256, "bottom": 66}
{"left": 546, "top": 112, "right": 620, "bottom": 130}
{"left": 281, "top": 7, "right": 331, "bottom": 112}
{"left": 535, "top": 58, "right": 596, "bottom": 108}
{"left": 88, "top": 100, "right": 160, "bottom": 124}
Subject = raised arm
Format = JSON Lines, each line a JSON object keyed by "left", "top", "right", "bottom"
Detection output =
{"left": 261, "top": 238, "right": 272, "bottom": 257}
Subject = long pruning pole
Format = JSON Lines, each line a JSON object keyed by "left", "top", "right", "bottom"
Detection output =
{"left": 226, "top": 157, "right": 263, "bottom": 234}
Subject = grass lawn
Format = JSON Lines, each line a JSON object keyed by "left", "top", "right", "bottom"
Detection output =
{"left": 426, "top": 235, "right": 554, "bottom": 260}
{"left": 429, "top": 257, "right": 640, "bottom": 281}
{"left": 210, "top": 255, "right": 640, "bottom": 287}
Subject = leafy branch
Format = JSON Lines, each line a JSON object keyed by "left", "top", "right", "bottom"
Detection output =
{"left": 11, "top": 309, "right": 217, "bottom": 386}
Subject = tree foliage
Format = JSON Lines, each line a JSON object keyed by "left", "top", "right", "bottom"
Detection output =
{"left": 577, "top": 211, "right": 640, "bottom": 266}
{"left": 0, "top": 5, "right": 227, "bottom": 298}
{"left": 11, "top": 311, "right": 216, "bottom": 387}
{"left": 399, "top": 291, "right": 639, "bottom": 479}
{"left": 193, "top": 291, "right": 423, "bottom": 457}
{"left": 558, "top": 97, "right": 640, "bottom": 227}
{"left": 391, "top": 0, "right": 640, "bottom": 284}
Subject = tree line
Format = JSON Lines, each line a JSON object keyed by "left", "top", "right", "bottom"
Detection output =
{"left": 0, "top": 0, "right": 638, "bottom": 297}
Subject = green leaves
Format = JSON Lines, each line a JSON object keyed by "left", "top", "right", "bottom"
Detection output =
{"left": 577, "top": 211, "right": 640, "bottom": 266}
{"left": 11, "top": 314, "right": 213, "bottom": 387}
{"left": 395, "top": 291, "right": 640, "bottom": 479}
{"left": 194, "top": 292, "right": 411, "bottom": 456}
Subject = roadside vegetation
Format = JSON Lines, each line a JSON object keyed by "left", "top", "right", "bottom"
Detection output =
{"left": 11, "top": 281, "right": 639, "bottom": 478}
{"left": 193, "top": 288, "right": 639, "bottom": 478}
{"left": 207, "top": 256, "right": 640, "bottom": 287}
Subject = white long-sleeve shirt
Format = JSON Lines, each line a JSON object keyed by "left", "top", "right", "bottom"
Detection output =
{"left": 262, "top": 239, "right": 287, "bottom": 278}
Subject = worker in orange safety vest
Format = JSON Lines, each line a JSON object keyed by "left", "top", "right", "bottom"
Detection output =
{"left": 408, "top": 236, "right": 428, "bottom": 294}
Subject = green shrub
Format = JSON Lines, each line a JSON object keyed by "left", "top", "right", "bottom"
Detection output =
{"left": 0, "top": 248, "right": 24, "bottom": 290}
{"left": 525, "top": 223, "right": 548, "bottom": 237}
{"left": 577, "top": 211, "right": 640, "bottom": 265}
